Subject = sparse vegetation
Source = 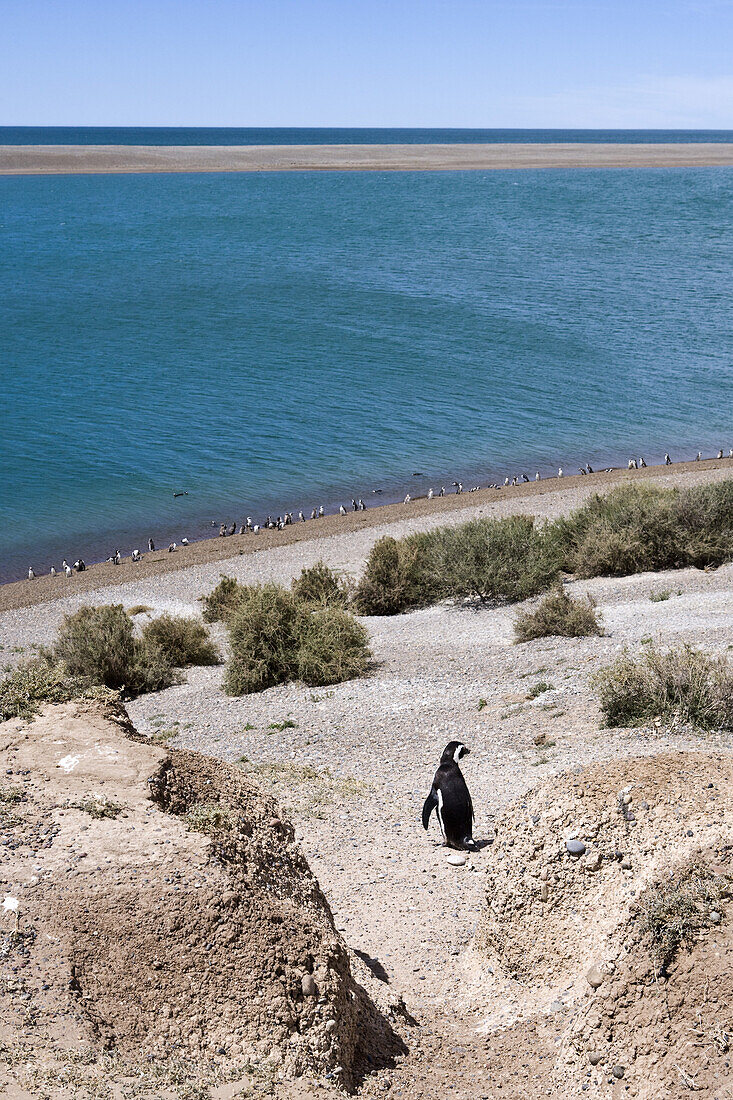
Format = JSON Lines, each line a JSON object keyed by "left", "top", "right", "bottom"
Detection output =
{"left": 223, "top": 583, "right": 370, "bottom": 695}
{"left": 140, "top": 614, "right": 220, "bottom": 668}
{"left": 201, "top": 575, "right": 246, "bottom": 623}
{"left": 649, "top": 589, "right": 673, "bottom": 602}
{"left": 641, "top": 861, "right": 730, "bottom": 971}
{"left": 291, "top": 560, "right": 350, "bottom": 607}
{"left": 514, "top": 586, "right": 603, "bottom": 642}
{"left": 268, "top": 719, "right": 297, "bottom": 732}
{"left": 527, "top": 680, "right": 554, "bottom": 699}
{"left": 184, "top": 801, "right": 234, "bottom": 833}
{"left": 593, "top": 645, "right": 733, "bottom": 730}
{"left": 71, "top": 795, "right": 122, "bottom": 819}
{"left": 127, "top": 604, "right": 152, "bottom": 616}
{"left": 238, "top": 758, "right": 370, "bottom": 818}
{"left": 0, "top": 656, "right": 85, "bottom": 721}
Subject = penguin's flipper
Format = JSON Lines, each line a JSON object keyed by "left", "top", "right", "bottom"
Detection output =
{"left": 422, "top": 788, "right": 438, "bottom": 830}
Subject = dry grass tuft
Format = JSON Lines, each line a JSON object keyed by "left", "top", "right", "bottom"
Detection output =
{"left": 593, "top": 645, "right": 733, "bottom": 730}
{"left": 140, "top": 614, "right": 220, "bottom": 668}
{"left": 640, "top": 861, "right": 730, "bottom": 972}
{"left": 514, "top": 586, "right": 603, "bottom": 642}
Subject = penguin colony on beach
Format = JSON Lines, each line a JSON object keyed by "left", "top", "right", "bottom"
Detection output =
{"left": 23, "top": 447, "right": 731, "bottom": 582}
{"left": 422, "top": 741, "right": 477, "bottom": 851}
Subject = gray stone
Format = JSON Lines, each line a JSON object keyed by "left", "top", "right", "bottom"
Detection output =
{"left": 301, "top": 974, "right": 317, "bottom": 997}
{"left": 447, "top": 852, "right": 467, "bottom": 867}
{"left": 566, "top": 839, "right": 586, "bottom": 856}
{"left": 612, "top": 1065, "right": 625, "bottom": 1079}
{"left": 586, "top": 965, "right": 604, "bottom": 989}
{"left": 709, "top": 910, "right": 722, "bottom": 925}
{"left": 588, "top": 1052, "right": 603, "bottom": 1066}
{"left": 621, "top": 858, "right": 632, "bottom": 870}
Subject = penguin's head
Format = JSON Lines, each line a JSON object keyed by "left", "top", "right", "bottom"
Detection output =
{"left": 441, "top": 741, "right": 470, "bottom": 765}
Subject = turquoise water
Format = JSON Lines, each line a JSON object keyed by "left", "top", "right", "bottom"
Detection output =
{"left": 1, "top": 167, "right": 732, "bottom": 581}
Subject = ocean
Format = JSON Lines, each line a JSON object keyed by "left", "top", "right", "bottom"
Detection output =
{"left": 3, "top": 127, "right": 733, "bottom": 145}
{"left": 1, "top": 151, "right": 732, "bottom": 582}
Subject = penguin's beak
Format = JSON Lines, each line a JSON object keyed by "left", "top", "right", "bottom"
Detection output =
{"left": 463, "top": 747, "right": 471, "bottom": 756}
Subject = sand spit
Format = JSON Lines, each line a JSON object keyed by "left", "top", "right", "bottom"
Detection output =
{"left": 3, "top": 142, "right": 733, "bottom": 175}
{"left": 3, "top": 457, "right": 732, "bottom": 615}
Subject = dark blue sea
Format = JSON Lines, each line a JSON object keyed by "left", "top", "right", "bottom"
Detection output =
{"left": 1, "top": 158, "right": 732, "bottom": 582}
{"left": 3, "top": 127, "right": 733, "bottom": 145}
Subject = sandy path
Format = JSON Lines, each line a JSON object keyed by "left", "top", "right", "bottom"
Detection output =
{"left": 3, "top": 142, "right": 733, "bottom": 175}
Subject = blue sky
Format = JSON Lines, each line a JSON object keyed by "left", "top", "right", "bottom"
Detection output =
{"left": 2, "top": 0, "right": 732, "bottom": 127}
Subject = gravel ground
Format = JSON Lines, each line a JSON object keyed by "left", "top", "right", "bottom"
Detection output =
{"left": 2, "top": 467, "right": 732, "bottom": 1098}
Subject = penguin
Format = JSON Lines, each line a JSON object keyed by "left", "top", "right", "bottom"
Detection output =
{"left": 148, "top": 538, "right": 155, "bottom": 552}
{"left": 404, "top": 494, "right": 411, "bottom": 504}
{"left": 639, "top": 457, "right": 647, "bottom": 468}
{"left": 696, "top": 452, "right": 702, "bottom": 461}
{"left": 50, "top": 565, "right": 56, "bottom": 577}
{"left": 535, "top": 471, "right": 541, "bottom": 481}
{"left": 422, "top": 741, "right": 476, "bottom": 851}
{"left": 299, "top": 511, "right": 305, "bottom": 523}
{"left": 427, "top": 488, "right": 434, "bottom": 500}
{"left": 64, "top": 564, "right": 73, "bottom": 578}
{"left": 311, "top": 508, "right": 317, "bottom": 520}
{"left": 522, "top": 473, "right": 529, "bottom": 483}
{"left": 717, "top": 449, "right": 724, "bottom": 460}
{"left": 339, "top": 504, "right": 347, "bottom": 516}
{"left": 439, "top": 486, "right": 445, "bottom": 497}
{"left": 558, "top": 467, "right": 563, "bottom": 478}
{"left": 131, "top": 549, "right": 141, "bottom": 562}
{"left": 318, "top": 506, "right": 325, "bottom": 517}
{"left": 665, "top": 453, "right": 672, "bottom": 465}
{"left": 28, "top": 567, "right": 35, "bottom": 580}
{"left": 181, "top": 537, "right": 189, "bottom": 545}
{"left": 114, "top": 549, "right": 122, "bottom": 565}
{"left": 358, "top": 499, "right": 365, "bottom": 511}
{"left": 586, "top": 464, "right": 593, "bottom": 474}
{"left": 628, "top": 459, "right": 637, "bottom": 470}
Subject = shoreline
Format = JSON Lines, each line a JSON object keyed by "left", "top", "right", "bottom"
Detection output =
{"left": 2, "top": 456, "right": 731, "bottom": 614}
{"left": 2, "top": 142, "right": 733, "bottom": 175}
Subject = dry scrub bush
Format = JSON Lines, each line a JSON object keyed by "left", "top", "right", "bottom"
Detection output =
{"left": 353, "top": 533, "right": 444, "bottom": 615}
{"left": 140, "top": 614, "right": 220, "bottom": 668}
{"left": 441, "top": 514, "right": 558, "bottom": 602}
{"left": 640, "top": 861, "right": 730, "bottom": 972}
{"left": 201, "top": 575, "right": 247, "bottom": 623}
{"left": 296, "top": 607, "right": 370, "bottom": 686}
{"left": 593, "top": 645, "right": 733, "bottom": 730}
{"left": 224, "top": 583, "right": 370, "bottom": 695}
{"left": 514, "top": 586, "right": 603, "bottom": 642}
{"left": 550, "top": 480, "right": 733, "bottom": 578}
{"left": 0, "top": 656, "right": 84, "bottom": 721}
{"left": 291, "top": 560, "right": 350, "bottom": 607}
{"left": 54, "top": 604, "right": 178, "bottom": 695}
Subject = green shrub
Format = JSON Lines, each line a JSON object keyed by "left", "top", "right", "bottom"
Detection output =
{"left": 441, "top": 514, "right": 559, "bottom": 602}
{"left": 593, "top": 645, "right": 733, "bottom": 730}
{"left": 291, "top": 560, "right": 350, "bottom": 607}
{"left": 515, "top": 586, "right": 603, "bottom": 642}
{"left": 0, "top": 656, "right": 83, "bottom": 722}
{"left": 353, "top": 533, "right": 444, "bottom": 615}
{"left": 224, "top": 583, "right": 370, "bottom": 695}
{"left": 141, "top": 614, "right": 220, "bottom": 667}
{"left": 201, "top": 575, "right": 246, "bottom": 623}
{"left": 54, "top": 604, "right": 178, "bottom": 695}
{"left": 296, "top": 606, "right": 371, "bottom": 685}
{"left": 224, "top": 584, "right": 302, "bottom": 695}
{"left": 550, "top": 480, "right": 733, "bottom": 579}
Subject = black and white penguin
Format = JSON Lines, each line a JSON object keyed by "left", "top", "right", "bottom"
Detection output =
{"left": 422, "top": 741, "right": 476, "bottom": 851}
{"left": 148, "top": 538, "right": 155, "bottom": 552}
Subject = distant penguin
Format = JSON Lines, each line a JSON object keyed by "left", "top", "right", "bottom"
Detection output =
{"left": 535, "top": 471, "right": 541, "bottom": 481}
{"left": 579, "top": 467, "right": 587, "bottom": 475}
{"left": 28, "top": 567, "right": 35, "bottom": 580}
{"left": 299, "top": 511, "right": 305, "bottom": 523}
{"left": 456, "top": 482, "right": 463, "bottom": 494}
{"left": 696, "top": 452, "right": 702, "bottom": 461}
{"left": 404, "top": 494, "right": 411, "bottom": 504}
{"left": 586, "top": 464, "right": 593, "bottom": 474}
{"left": 522, "top": 473, "right": 529, "bottom": 483}
{"left": 422, "top": 741, "right": 476, "bottom": 851}
{"left": 351, "top": 499, "right": 358, "bottom": 511}
{"left": 219, "top": 523, "right": 227, "bottom": 537}
{"left": 504, "top": 476, "right": 509, "bottom": 486}
{"left": 50, "top": 565, "right": 56, "bottom": 577}
{"left": 168, "top": 542, "right": 177, "bottom": 553}
{"left": 358, "top": 498, "right": 365, "bottom": 511}
{"left": 511, "top": 476, "right": 518, "bottom": 486}
{"left": 227, "top": 523, "right": 236, "bottom": 536}
{"left": 181, "top": 537, "right": 189, "bottom": 545}
{"left": 665, "top": 453, "right": 672, "bottom": 465}
{"left": 64, "top": 564, "right": 73, "bottom": 578}
{"left": 628, "top": 459, "right": 637, "bottom": 470}
{"left": 148, "top": 538, "right": 155, "bottom": 552}
{"left": 729, "top": 449, "right": 733, "bottom": 458}
{"left": 311, "top": 508, "right": 317, "bottom": 520}
{"left": 131, "top": 549, "right": 141, "bottom": 562}
{"left": 558, "top": 468, "right": 563, "bottom": 478}
{"left": 439, "top": 486, "right": 445, "bottom": 497}
{"left": 339, "top": 504, "right": 347, "bottom": 516}
{"left": 639, "top": 457, "right": 646, "bottom": 467}
{"left": 253, "top": 524, "right": 260, "bottom": 534}
{"left": 114, "top": 550, "right": 121, "bottom": 566}
{"left": 717, "top": 449, "right": 724, "bottom": 460}
{"left": 318, "top": 506, "right": 324, "bottom": 517}
{"left": 427, "top": 488, "right": 434, "bottom": 500}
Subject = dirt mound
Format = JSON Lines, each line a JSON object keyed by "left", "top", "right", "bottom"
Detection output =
{"left": 554, "top": 848, "right": 733, "bottom": 1098}
{"left": 471, "top": 752, "right": 733, "bottom": 1097}
{"left": 0, "top": 700, "right": 406, "bottom": 1097}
